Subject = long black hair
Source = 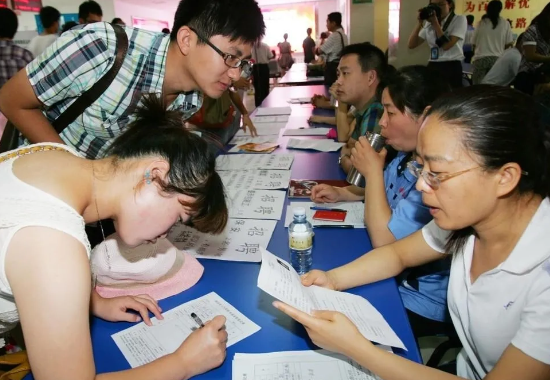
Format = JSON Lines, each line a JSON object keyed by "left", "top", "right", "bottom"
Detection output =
{"left": 482, "top": 0, "right": 502, "bottom": 29}
{"left": 107, "top": 95, "right": 228, "bottom": 235}
{"left": 425, "top": 85, "right": 550, "bottom": 254}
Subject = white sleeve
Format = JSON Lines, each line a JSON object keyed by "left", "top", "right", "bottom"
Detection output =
{"left": 449, "top": 15, "right": 467, "bottom": 40}
{"left": 419, "top": 25, "right": 427, "bottom": 40}
{"left": 421, "top": 220, "right": 450, "bottom": 254}
{"left": 506, "top": 23, "right": 514, "bottom": 45}
{"left": 512, "top": 276, "right": 550, "bottom": 365}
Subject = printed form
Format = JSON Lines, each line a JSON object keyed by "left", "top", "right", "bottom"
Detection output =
{"left": 257, "top": 249, "right": 406, "bottom": 350}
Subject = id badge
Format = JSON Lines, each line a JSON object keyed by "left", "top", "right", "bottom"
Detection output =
{"left": 431, "top": 47, "right": 439, "bottom": 60}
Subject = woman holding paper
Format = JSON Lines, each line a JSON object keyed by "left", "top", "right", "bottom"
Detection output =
{"left": 275, "top": 85, "right": 550, "bottom": 380}
{"left": 311, "top": 66, "right": 453, "bottom": 337}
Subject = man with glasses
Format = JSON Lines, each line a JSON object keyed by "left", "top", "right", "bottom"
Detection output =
{"left": 0, "top": 0, "right": 264, "bottom": 159}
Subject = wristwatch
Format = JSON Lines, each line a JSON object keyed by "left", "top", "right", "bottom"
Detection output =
{"left": 338, "top": 154, "right": 350, "bottom": 165}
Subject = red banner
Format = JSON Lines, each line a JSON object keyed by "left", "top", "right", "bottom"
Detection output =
{"left": 0, "top": 0, "right": 8, "bottom": 8}
{"left": 13, "top": 0, "right": 42, "bottom": 12}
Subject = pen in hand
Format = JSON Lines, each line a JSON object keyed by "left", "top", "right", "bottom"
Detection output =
{"left": 190, "top": 312, "right": 205, "bottom": 328}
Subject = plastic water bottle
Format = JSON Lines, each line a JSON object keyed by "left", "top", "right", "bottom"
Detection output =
{"left": 288, "top": 207, "right": 314, "bottom": 274}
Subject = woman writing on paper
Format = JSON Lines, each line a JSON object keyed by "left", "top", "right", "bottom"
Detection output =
{"left": 275, "top": 85, "right": 550, "bottom": 380}
{"left": 0, "top": 96, "right": 229, "bottom": 380}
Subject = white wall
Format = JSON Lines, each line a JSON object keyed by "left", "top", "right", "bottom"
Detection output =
{"left": 316, "top": 0, "right": 337, "bottom": 36}
{"left": 114, "top": 0, "right": 177, "bottom": 30}
{"left": 16, "top": 0, "right": 116, "bottom": 31}
{"left": 394, "top": 0, "right": 429, "bottom": 68}
{"left": 349, "top": 1, "right": 374, "bottom": 45}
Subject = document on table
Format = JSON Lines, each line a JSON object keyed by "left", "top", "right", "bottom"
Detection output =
{"left": 287, "top": 138, "right": 344, "bottom": 152}
{"left": 232, "top": 350, "right": 390, "bottom": 380}
{"left": 287, "top": 97, "right": 312, "bottom": 104}
{"left": 234, "top": 122, "right": 286, "bottom": 137}
{"left": 251, "top": 115, "right": 290, "bottom": 124}
{"left": 257, "top": 248, "right": 406, "bottom": 350}
{"left": 167, "top": 219, "right": 276, "bottom": 262}
{"left": 227, "top": 189, "right": 286, "bottom": 220}
{"left": 255, "top": 107, "right": 292, "bottom": 116}
{"left": 220, "top": 170, "right": 292, "bottom": 190}
{"left": 112, "top": 292, "right": 260, "bottom": 368}
{"left": 216, "top": 154, "right": 294, "bottom": 171}
{"left": 228, "top": 136, "right": 279, "bottom": 146}
{"left": 284, "top": 202, "right": 365, "bottom": 228}
{"left": 283, "top": 127, "right": 331, "bottom": 136}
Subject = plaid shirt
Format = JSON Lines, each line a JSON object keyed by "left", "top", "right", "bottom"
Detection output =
{"left": 351, "top": 99, "right": 383, "bottom": 140}
{"left": 25, "top": 22, "right": 202, "bottom": 159}
{"left": 0, "top": 40, "right": 33, "bottom": 89}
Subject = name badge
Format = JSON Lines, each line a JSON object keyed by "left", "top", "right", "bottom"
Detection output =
{"left": 431, "top": 47, "right": 439, "bottom": 60}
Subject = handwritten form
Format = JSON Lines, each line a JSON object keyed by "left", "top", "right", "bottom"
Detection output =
{"left": 227, "top": 189, "right": 286, "bottom": 220}
{"left": 167, "top": 219, "right": 276, "bottom": 262}
{"left": 284, "top": 202, "right": 366, "bottom": 228}
{"left": 233, "top": 350, "right": 389, "bottom": 380}
{"left": 254, "top": 107, "right": 292, "bottom": 116}
{"left": 251, "top": 115, "right": 290, "bottom": 124}
{"left": 283, "top": 127, "right": 331, "bottom": 136}
{"left": 216, "top": 154, "right": 294, "bottom": 171}
{"left": 257, "top": 249, "right": 406, "bottom": 350}
{"left": 220, "top": 170, "right": 292, "bottom": 191}
{"left": 228, "top": 136, "right": 279, "bottom": 146}
{"left": 286, "top": 138, "right": 344, "bottom": 152}
{"left": 112, "top": 292, "right": 260, "bottom": 368}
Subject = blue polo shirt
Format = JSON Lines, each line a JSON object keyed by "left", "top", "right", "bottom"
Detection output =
{"left": 383, "top": 152, "right": 450, "bottom": 322}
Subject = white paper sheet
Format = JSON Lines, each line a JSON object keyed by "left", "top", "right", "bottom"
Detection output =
{"left": 251, "top": 115, "right": 290, "bottom": 124}
{"left": 220, "top": 170, "right": 292, "bottom": 190}
{"left": 216, "top": 154, "right": 294, "bottom": 171}
{"left": 287, "top": 97, "right": 312, "bottom": 104}
{"left": 255, "top": 107, "right": 292, "bottom": 116}
{"left": 112, "top": 292, "right": 261, "bottom": 368}
{"left": 227, "top": 189, "right": 286, "bottom": 220}
{"left": 167, "top": 219, "right": 276, "bottom": 262}
{"left": 284, "top": 202, "right": 365, "bottom": 228}
{"left": 234, "top": 123, "right": 286, "bottom": 137}
{"left": 287, "top": 138, "right": 344, "bottom": 152}
{"left": 283, "top": 127, "right": 331, "bottom": 136}
{"left": 228, "top": 136, "right": 279, "bottom": 145}
{"left": 257, "top": 249, "right": 406, "bottom": 350}
{"left": 232, "top": 350, "right": 388, "bottom": 380}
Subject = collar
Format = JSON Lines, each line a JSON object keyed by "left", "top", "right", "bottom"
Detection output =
{"left": 499, "top": 198, "right": 550, "bottom": 274}
{"left": 354, "top": 96, "right": 377, "bottom": 117}
{"left": 0, "top": 40, "right": 14, "bottom": 46}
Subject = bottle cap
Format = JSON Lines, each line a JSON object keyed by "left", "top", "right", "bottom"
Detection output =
{"left": 293, "top": 207, "right": 306, "bottom": 216}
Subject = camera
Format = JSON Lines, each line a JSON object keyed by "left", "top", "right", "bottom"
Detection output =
{"left": 419, "top": 4, "right": 442, "bottom": 20}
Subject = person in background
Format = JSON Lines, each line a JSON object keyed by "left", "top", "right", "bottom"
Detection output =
{"left": 482, "top": 32, "right": 524, "bottom": 86}
{"left": 316, "top": 12, "right": 348, "bottom": 87}
{"left": 162, "top": 28, "right": 170, "bottom": 34}
{"left": 471, "top": 0, "right": 514, "bottom": 84}
{"left": 303, "top": 28, "right": 316, "bottom": 64}
{"left": 515, "top": 3, "right": 550, "bottom": 95}
{"left": 0, "top": 0, "right": 265, "bottom": 159}
{"left": 311, "top": 66, "right": 452, "bottom": 338}
{"left": 111, "top": 17, "right": 125, "bottom": 26}
{"left": 277, "top": 33, "right": 293, "bottom": 73}
{"left": 408, "top": 0, "right": 467, "bottom": 89}
{"left": 78, "top": 0, "right": 103, "bottom": 24}
{"left": 463, "top": 14, "right": 475, "bottom": 63}
{"left": 61, "top": 21, "right": 78, "bottom": 35}
{"left": 319, "top": 31, "right": 329, "bottom": 47}
{"left": 275, "top": 85, "right": 550, "bottom": 380}
{"left": 252, "top": 39, "right": 273, "bottom": 107}
{"left": 28, "top": 7, "right": 61, "bottom": 58}
{"left": 0, "top": 8, "right": 33, "bottom": 89}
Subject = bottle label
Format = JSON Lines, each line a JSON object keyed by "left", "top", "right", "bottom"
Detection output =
{"left": 289, "top": 233, "right": 313, "bottom": 250}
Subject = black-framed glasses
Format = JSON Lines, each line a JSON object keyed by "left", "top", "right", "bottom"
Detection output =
{"left": 189, "top": 27, "right": 252, "bottom": 73}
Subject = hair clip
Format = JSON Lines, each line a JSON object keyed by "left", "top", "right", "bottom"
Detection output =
{"left": 145, "top": 170, "right": 152, "bottom": 185}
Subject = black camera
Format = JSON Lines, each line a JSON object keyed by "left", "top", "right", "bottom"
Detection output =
{"left": 419, "top": 4, "right": 442, "bottom": 20}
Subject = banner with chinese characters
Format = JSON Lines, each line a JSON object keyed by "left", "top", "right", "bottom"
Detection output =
{"left": 459, "top": 0, "right": 544, "bottom": 33}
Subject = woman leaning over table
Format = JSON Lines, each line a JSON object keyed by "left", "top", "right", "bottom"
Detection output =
{"left": 0, "top": 96, "right": 229, "bottom": 380}
{"left": 275, "top": 85, "right": 550, "bottom": 380}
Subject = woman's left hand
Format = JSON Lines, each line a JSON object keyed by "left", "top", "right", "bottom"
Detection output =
{"left": 92, "top": 292, "right": 163, "bottom": 326}
{"left": 350, "top": 136, "right": 387, "bottom": 178}
{"left": 273, "top": 301, "right": 368, "bottom": 357}
{"left": 242, "top": 114, "right": 258, "bottom": 137}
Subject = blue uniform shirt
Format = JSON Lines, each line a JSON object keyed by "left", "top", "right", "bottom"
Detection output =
{"left": 383, "top": 152, "right": 450, "bottom": 322}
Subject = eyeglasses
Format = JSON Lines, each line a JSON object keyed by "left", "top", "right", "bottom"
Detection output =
{"left": 407, "top": 161, "right": 529, "bottom": 190}
{"left": 189, "top": 27, "right": 252, "bottom": 73}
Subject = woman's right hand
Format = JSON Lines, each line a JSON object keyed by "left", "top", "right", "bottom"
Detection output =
{"left": 301, "top": 270, "right": 338, "bottom": 290}
{"left": 310, "top": 184, "right": 340, "bottom": 203}
{"left": 175, "top": 315, "right": 228, "bottom": 378}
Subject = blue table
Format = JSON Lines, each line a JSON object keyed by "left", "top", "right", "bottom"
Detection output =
{"left": 26, "top": 85, "right": 421, "bottom": 380}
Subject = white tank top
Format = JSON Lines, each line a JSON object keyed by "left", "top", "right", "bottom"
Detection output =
{"left": 0, "top": 143, "right": 91, "bottom": 333}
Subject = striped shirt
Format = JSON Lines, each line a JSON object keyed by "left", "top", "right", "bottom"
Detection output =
{"left": 519, "top": 24, "right": 550, "bottom": 75}
{"left": 25, "top": 22, "right": 202, "bottom": 159}
{"left": 319, "top": 28, "right": 348, "bottom": 63}
{"left": 0, "top": 40, "right": 33, "bottom": 89}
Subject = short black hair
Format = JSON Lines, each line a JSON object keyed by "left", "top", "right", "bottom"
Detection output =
{"left": 171, "top": 0, "right": 265, "bottom": 44}
{"left": 107, "top": 95, "right": 228, "bottom": 234}
{"left": 111, "top": 17, "right": 124, "bottom": 25}
{"left": 162, "top": 28, "right": 170, "bottom": 34}
{"left": 61, "top": 21, "right": 78, "bottom": 35}
{"left": 341, "top": 42, "right": 387, "bottom": 76}
{"left": 466, "top": 15, "right": 475, "bottom": 25}
{"left": 327, "top": 12, "right": 342, "bottom": 27}
{"left": 40, "top": 6, "right": 61, "bottom": 29}
{"left": 79, "top": 1, "right": 103, "bottom": 20}
{"left": 320, "top": 32, "right": 328, "bottom": 39}
{"left": 0, "top": 8, "right": 18, "bottom": 39}
{"left": 307, "top": 28, "right": 312, "bottom": 34}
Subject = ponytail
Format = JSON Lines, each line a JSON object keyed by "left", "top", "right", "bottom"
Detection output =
{"left": 482, "top": 0, "right": 502, "bottom": 29}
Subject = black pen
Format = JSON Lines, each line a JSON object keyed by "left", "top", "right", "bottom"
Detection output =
{"left": 190, "top": 312, "right": 204, "bottom": 328}
{"left": 313, "top": 225, "right": 354, "bottom": 229}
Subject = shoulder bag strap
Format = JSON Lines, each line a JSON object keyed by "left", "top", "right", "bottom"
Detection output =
{"left": 51, "top": 24, "right": 129, "bottom": 133}
{"left": 442, "top": 11, "right": 455, "bottom": 33}
{"left": 337, "top": 31, "right": 345, "bottom": 58}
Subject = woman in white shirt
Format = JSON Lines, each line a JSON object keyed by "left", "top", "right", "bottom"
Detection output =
{"left": 274, "top": 85, "right": 550, "bottom": 380}
{"left": 471, "top": 0, "right": 514, "bottom": 84}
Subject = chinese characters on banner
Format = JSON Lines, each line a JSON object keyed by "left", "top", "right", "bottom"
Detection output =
{"left": 463, "top": 0, "right": 534, "bottom": 31}
{"left": 13, "top": 0, "right": 43, "bottom": 12}
{"left": 0, "top": 0, "right": 8, "bottom": 9}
